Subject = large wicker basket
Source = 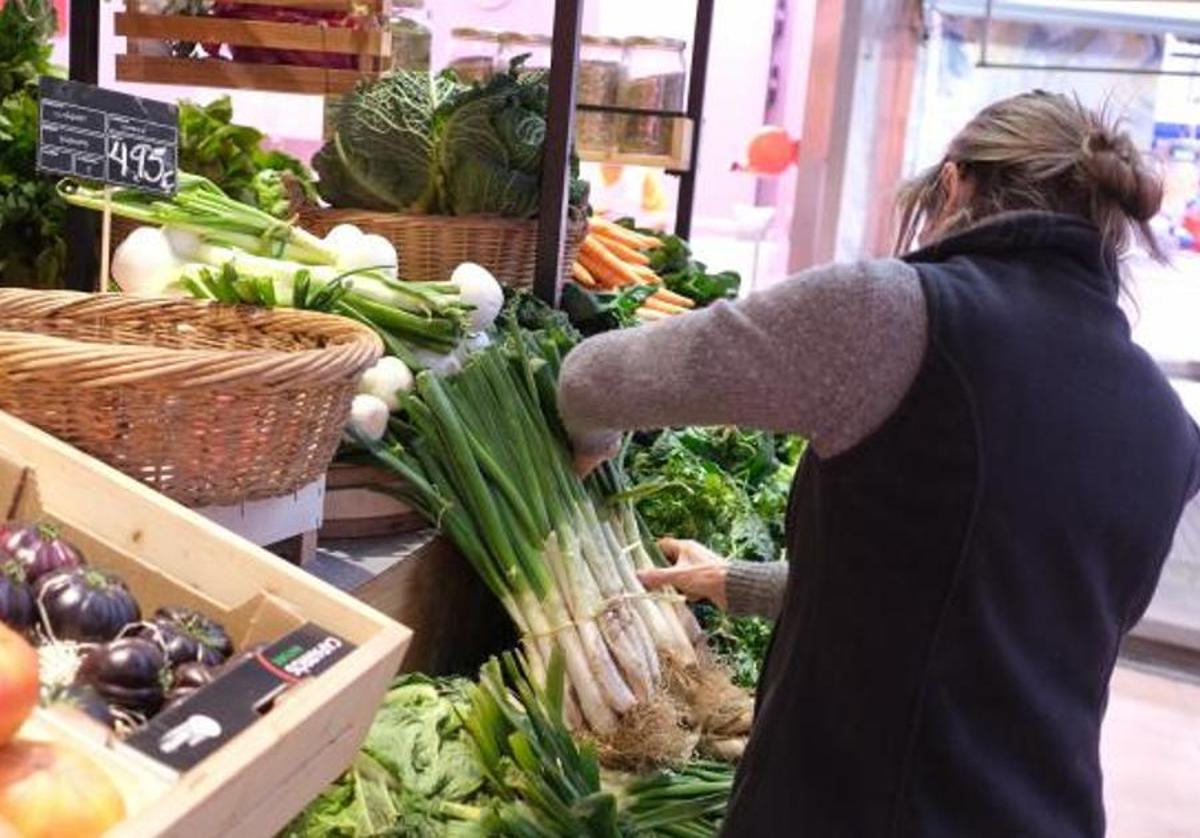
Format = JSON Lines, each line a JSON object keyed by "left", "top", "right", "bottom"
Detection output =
{"left": 0, "top": 290, "right": 382, "bottom": 507}
{"left": 297, "top": 209, "right": 588, "bottom": 287}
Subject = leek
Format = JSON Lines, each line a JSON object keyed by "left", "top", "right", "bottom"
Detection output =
{"left": 364, "top": 326, "right": 699, "bottom": 740}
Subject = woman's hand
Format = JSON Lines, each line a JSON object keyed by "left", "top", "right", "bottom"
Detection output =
{"left": 638, "top": 538, "right": 729, "bottom": 610}
{"left": 572, "top": 434, "right": 622, "bottom": 477}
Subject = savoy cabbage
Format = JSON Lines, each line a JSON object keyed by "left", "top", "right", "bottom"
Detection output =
{"left": 315, "top": 61, "right": 588, "bottom": 218}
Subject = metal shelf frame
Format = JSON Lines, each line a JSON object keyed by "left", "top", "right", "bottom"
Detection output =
{"left": 532, "top": 0, "right": 717, "bottom": 305}
{"left": 63, "top": 0, "right": 717, "bottom": 305}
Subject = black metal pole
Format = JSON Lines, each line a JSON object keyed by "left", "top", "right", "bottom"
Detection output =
{"left": 533, "top": 0, "right": 583, "bottom": 307}
{"left": 64, "top": 0, "right": 102, "bottom": 292}
{"left": 674, "top": 0, "right": 716, "bottom": 240}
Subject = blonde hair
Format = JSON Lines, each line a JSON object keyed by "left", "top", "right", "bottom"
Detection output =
{"left": 895, "top": 91, "right": 1164, "bottom": 260}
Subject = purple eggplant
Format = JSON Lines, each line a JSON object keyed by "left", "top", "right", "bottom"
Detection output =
{"left": 76, "top": 637, "right": 168, "bottom": 717}
{"left": 164, "top": 661, "right": 218, "bottom": 709}
{"left": 0, "top": 559, "right": 33, "bottom": 633}
{"left": 151, "top": 606, "right": 234, "bottom": 666}
{"left": 36, "top": 568, "right": 140, "bottom": 643}
{"left": 0, "top": 522, "right": 84, "bottom": 583}
{"left": 47, "top": 684, "right": 116, "bottom": 729}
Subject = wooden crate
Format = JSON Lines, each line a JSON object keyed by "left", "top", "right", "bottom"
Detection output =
{"left": 319, "top": 461, "right": 425, "bottom": 540}
{"left": 0, "top": 408, "right": 410, "bottom": 837}
{"left": 114, "top": 0, "right": 391, "bottom": 95}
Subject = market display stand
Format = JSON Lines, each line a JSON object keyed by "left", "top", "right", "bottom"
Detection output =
{"left": 532, "top": 0, "right": 716, "bottom": 304}
{"left": 308, "top": 530, "right": 514, "bottom": 675}
{"left": 1, "top": 409, "right": 410, "bottom": 837}
{"left": 62, "top": 0, "right": 718, "bottom": 304}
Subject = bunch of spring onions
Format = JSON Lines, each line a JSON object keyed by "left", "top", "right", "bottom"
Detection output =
{"left": 465, "top": 651, "right": 732, "bottom": 837}
{"left": 366, "top": 322, "right": 701, "bottom": 738}
{"left": 57, "top": 176, "right": 503, "bottom": 359}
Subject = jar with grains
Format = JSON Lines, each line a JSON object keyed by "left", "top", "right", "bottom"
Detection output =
{"left": 576, "top": 35, "right": 624, "bottom": 155}
{"left": 618, "top": 36, "right": 687, "bottom": 156}
{"left": 389, "top": 0, "right": 432, "bottom": 72}
{"left": 497, "top": 31, "right": 552, "bottom": 78}
{"left": 448, "top": 28, "right": 502, "bottom": 84}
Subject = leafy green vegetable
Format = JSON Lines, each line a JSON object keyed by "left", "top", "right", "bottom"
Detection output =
{"left": 315, "top": 61, "right": 589, "bottom": 218}
{"left": 315, "top": 71, "right": 458, "bottom": 212}
{"left": 614, "top": 218, "right": 742, "bottom": 306}
{"left": 178, "top": 96, "right": 317, "bottom": 219}
{"left": 561, "top": 282, "right": 657, "bottom": 335}
{"left": 626, "top": 428, "right": 802, "bottom": 563}
{"left": 0, "top": 0, "right": 65, "bottom": 287}
{"left": 284, "top": 674, "right": 491, "bottom": 838}
{"left": 626, "top": 429, "right": 805, "bottom": 688}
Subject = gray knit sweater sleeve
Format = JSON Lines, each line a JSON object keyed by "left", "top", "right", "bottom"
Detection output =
{"left": 726, "top": 561, "right": 790, "bottom": 619}
{"left": 557, "top": 258, "right": 929, "bottom": 620}
{"left": 558, "top": 258, "right": 928, "bottom": 458}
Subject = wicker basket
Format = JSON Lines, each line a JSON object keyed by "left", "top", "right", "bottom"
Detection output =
{"left": 297, "top": 209, "right": 588, "bottom": 287}
{"left": 0, "top": 290, "right": 382, "bottom": 507}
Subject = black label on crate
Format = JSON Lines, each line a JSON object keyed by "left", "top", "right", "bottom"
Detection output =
{"left": 123, "top": 623, "right": 356, "bottom": 772}
{"left": 37, "top": 77, "right": 178, "bottom": 195}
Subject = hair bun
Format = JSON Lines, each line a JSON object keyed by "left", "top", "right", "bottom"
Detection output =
{"left": 1078, "top": 129, "right": 1162, "bottom": 222}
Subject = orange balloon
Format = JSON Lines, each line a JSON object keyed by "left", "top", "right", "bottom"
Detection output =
{"left": 746, "top": 126, "right": 797, "bottom": 175}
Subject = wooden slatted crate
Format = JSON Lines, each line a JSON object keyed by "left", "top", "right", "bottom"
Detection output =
{"left": 1, "top": 408, "right": 410, "bottom": 837}
{"left": 114, "top": 0, "right": 392, "bottom": 95}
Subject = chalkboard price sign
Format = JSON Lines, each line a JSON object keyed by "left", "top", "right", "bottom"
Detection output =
{"left": 37, "top": 77, "right": 178, "bottom": 196}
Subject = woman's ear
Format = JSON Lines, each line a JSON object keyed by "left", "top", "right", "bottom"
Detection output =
{"left": 939, "top": 161, "right": 962, "bottom": 212}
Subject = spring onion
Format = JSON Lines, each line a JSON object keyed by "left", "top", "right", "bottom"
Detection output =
{"left": 363, "top": 325, "right": 699, "bottom": 740}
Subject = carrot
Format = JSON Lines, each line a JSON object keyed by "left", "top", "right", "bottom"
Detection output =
{"left": 572, "top": 261, "right": 597, "bottom": 287}
{"left": 578, "top": 248, "right": 628, "bottom": 288}
{"left": 590, "top": 217, "right": 659, "bottom": 251}
{"left": 651, "top": 288, "right": 695, "bottom": 308}
{"left": 642, "top": 296, "right": 687, "bottom": 315}
{"left": 593, "top": 232, "right": 651, "bottom": 266}
{"left": 580, "top": 236, "right": 641, "bottom": 287}
{"left": 636, "top": 307, "right": 670, "bottom": 322}
{"left": 631, "top": 264, "right": 662, "bottom": 282}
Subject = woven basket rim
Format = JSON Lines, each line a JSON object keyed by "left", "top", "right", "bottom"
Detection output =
{"left": 298, "top": 207, "right": 589, "bottom": 229}
{"left": 0, "top": 290, "right": 384, "bottom": 390}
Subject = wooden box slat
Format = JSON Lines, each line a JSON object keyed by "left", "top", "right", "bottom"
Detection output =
{"left": 115, "top": 13, "right": 390, "bottom": 56}
{"left": 2, "top": 408, "right": 409, "bottom": 837}
{"left": 116, "top": 54, "right": 378, "bottom": 95}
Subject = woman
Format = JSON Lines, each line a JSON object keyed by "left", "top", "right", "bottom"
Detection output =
{"left": 557, "top": 91, "right": 1200, "bottom": 837}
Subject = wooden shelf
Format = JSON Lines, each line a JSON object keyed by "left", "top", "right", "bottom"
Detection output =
{"left": 115, "top": 12, "right": 390, "bottom": 55}
{"left": 576, "top": 115, "right": 694, "bottom": 172}
{"left": 116, "top": 54, "right": 377, "bottom": 95}
{"left": 579, "top": 149, "right": 688, "bottom": 169}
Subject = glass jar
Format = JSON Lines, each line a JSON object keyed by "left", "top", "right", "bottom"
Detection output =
{"left": 448, "top": 28, "right": 502, "bottom": 84}
{"left": 575, "top": 35, "right": 624, "bottom": 155}
{"left": 497, "top": 32, "right": 552, "bottom": 77}
{"left": 389, "top": 0, "right": 432, "bottom": 72}
{"left": 617, "top": 37, "right": 688, "bottom": 156}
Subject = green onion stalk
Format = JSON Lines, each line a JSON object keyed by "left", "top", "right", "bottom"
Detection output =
{"left": 363, "top": 327, "right": 698, "bottom": 737}
{"left": 464, "top": 650, "right": 732, "bottom": 837}
{"left": 57, "top": 175, "right": 472, "bottom": 356}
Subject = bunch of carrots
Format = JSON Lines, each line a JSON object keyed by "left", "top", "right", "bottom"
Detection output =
{"left": 572, "top": 217, "right": 695, "bottom": 322}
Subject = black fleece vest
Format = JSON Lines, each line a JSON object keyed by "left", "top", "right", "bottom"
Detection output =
{"left": 722, "top": 213, "right": 1200, "bottom": 837}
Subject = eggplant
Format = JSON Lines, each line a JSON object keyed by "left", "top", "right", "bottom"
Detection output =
{"left": 36, "top": 568, "right": 140, "bottom": 643}
{"left": 47, "top": 684, "right": 116, "bottom": 729}
{"left": 0, "top": 559, "right": 34, "bottom": 633}
{"left": 76, "top": 637, "right": 167, "bottom": 717}
{"left": 151, "top": 606, "right": 234, "bottom": 666}
{"left": 0, "top": 522, "right": 84, "bottom": 583}
{"left": 164, "top": 661, "right": 217, "bottom": 709}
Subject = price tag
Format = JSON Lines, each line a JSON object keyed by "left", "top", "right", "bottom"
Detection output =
{"left": 37, "top": 77, "right": 178, "bottom": 196}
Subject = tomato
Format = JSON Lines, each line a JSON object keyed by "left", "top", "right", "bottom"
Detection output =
{"left": 0, "top": 624, "right": 37, "bottom": 747}
{"left": 0, "top": 742, "right": 125, "bottom": 838}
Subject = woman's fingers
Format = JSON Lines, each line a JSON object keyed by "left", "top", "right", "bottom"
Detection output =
{"left": 637, "top": 561, "right": 729, "bottom": 610}
{"left": 657, "top": 537, "right": 685, "bottom": 564}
